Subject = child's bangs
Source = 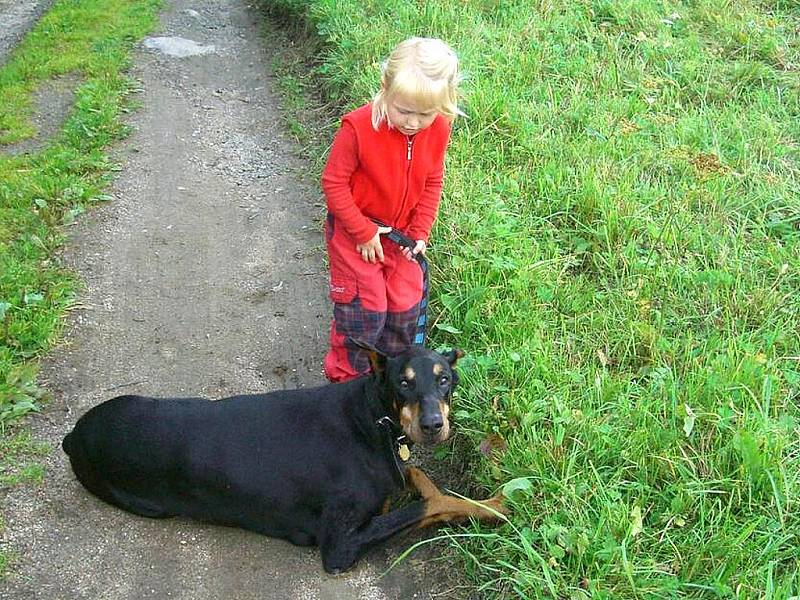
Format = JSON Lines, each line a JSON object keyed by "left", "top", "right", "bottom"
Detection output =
{"left": 390, "top": 68, "right": 451, "bottom": 113}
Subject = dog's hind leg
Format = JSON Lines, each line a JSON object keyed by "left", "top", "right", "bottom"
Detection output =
{"left": 66, "top": 456, "right": 173, "bottom": 518}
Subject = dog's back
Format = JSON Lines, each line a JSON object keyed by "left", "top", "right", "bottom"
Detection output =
{"left": 62, "top": 382, "right": 385, "bottom": 538}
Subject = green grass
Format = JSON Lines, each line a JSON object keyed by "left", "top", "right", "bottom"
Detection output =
{"left": 0, "top": 431, "right": 50, "bottom": 488}
{"left": 0, "top": 0, "right": 161, "bottom": 423}
{"left": 0, "top": 537, "right": 10, "bottom": 583}
{"left": 0, "top": 0, "right": 160, "bottom": 578}
{"left": 0, "top": 432, "right": 51, "bottom": 579}
{"left": 262, "top": 0, "right": 799, "bottom": 597}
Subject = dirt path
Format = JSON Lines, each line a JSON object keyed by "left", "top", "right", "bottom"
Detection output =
{"left": 0, "top": 0, "right": 56, "bottom": 64}
{"left": 0, "top": 1, "right": 461, "bottom": 598}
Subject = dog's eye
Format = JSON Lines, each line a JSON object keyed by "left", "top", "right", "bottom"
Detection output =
{"left": 399, "top": 380, "right": 409, "bottom": 389}
{"left": 439, "top": 376, "right": 449, "bottom": 386}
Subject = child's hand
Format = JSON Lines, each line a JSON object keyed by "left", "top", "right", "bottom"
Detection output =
{"left": 401, "top": 240, "right": 426, "bottom": 261}
{"left": 357, "top": 226, "right": 392, "bottom": 263}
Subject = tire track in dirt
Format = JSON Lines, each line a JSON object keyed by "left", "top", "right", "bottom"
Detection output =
{"left": 0, "top": 0, "right": 56, "bottom": 65}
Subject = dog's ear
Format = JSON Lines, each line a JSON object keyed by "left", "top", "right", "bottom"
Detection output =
{"left": 349, "top": 338, "right": 387, "bottom": 377}
{"left": 443, "top": 348, "right": 465, "bottom": 366}
{"left": 368, "top": 352, "right": 387, "bottom": 377}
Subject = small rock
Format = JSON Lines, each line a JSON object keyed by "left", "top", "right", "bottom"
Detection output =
{"left": 143, "top": 36, "right": 215, "bottom": 58}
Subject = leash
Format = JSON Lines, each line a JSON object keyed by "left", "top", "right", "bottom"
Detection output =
{"left": 372, "top": 220, "right": 429, "bottom": 347}
{"left": 376, "top": 416, "right": 409, "bottom": 487}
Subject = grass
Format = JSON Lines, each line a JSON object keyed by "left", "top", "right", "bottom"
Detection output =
{"left": 0, "top": 0, "right": 160, "bottom": 580}
{"left": 0, "top": 0, "right": 160, "bottom": 422}
{"left": 0, "top": 432, "right": 49, "bottom": 576}
{"left": 0, "top": 431, "right": 50, "bottom": 488}
{"left": 262, "top": 0, "right": 799, "bottom": 597}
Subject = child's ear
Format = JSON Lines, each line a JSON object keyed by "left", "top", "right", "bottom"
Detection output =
{"left": 349, "top": 338, "right": 388, "bottom": 377}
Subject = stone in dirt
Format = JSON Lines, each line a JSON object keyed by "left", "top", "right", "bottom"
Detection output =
{"left": 143, "top": 36, "right": 216, "bottom": 57}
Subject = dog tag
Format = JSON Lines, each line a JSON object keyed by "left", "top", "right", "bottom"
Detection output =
{"left": 398, "top": 444, "right": 411, "bottom": 461}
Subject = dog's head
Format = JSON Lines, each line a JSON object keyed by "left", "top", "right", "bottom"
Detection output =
{"left": 357, "top": 342, "right": 464, "bottom": 445}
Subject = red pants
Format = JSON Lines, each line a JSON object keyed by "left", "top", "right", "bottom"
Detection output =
{"left": 324, "top": 214, "right": 424, "bottom": 382}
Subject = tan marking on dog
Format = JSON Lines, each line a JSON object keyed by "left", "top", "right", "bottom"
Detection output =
{"left": 440, "top": 401, "right": 450, "bottom": 420}
{"left": 406, "top": 467, "right": 440, "bottom": 499}
{"left": 438, "top": 400, "right": 451, "bottom": 442}
{"left": 404, "top": 367, "right": 416, "bottom": 380}
{"left": 400, "top": 405, "right": 422, "bottom": 443}
{"left": 399, "top": 406, "right": 413, "bottom": 428}
{"left": 433, "top": 363, "right": 442, "bottom": 376}
{"left": 407, "top": 467, "right": 509, "bottom": 528}
{"left": 416, "top": 491, "right": 509, "bottom": 529}
{"left": 381, "top": 498, "right": 392, "bottom": 514}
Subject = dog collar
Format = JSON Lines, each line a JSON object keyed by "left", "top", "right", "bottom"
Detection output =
{"left": 376, "top": 416, "right": 408, "bottom": 487}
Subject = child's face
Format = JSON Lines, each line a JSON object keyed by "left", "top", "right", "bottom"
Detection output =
{"left": 385, "top": 94, "right": 438, "bottom": 136}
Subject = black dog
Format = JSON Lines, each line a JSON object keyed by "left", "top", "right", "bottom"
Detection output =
{"left": 63, "top": 346, "right": 506, "bottom": 573}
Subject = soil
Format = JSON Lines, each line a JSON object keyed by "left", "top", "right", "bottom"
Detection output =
{"left": 0, "top": 0, "right": 56, "bottom": 64}
{"left": 0, "top": 1, "right": 84, "bottom": 155}
{"left": 0, "top": 1, "right": 478, "bottom": 598}
{"left": 2, "top": 74, "right": 82, "bottom": 155}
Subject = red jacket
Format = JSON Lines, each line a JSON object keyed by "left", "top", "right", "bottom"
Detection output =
{"left": 321, "top": 103, "right": 451, "bottom": 244}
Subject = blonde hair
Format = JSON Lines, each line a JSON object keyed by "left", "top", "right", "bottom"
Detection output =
{"left": 372, "top": 37, "right": 462, "bottom": 130}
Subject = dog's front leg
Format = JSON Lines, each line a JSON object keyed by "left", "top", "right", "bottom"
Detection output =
{"left": 405, "top": 466, "right": 440, "bottom": 499}
{"left": 319, "top": 476, "right": 508, "bottom": 574}
{"left": 406, "top": 466, "right": 508, "bottom": 528}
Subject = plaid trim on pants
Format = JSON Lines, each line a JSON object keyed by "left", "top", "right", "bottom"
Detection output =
{"left": 324, "top": 214, "right": 424, "bottom": 383}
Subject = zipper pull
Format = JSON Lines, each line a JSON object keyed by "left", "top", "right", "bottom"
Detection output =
{"left": 407, "top": 138, "right": 412, "bottom": 160}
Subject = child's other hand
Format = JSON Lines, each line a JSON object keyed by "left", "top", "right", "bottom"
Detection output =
{"left": 401, "top": 240, "right": 426, "bottom": 261}
{"left": 357, "top": 226, "right": 392, "bottom": 263}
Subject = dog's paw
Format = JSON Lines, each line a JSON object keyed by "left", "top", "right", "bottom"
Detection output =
{"left": 480, "top": 494, "right": 510, "bottom": 519}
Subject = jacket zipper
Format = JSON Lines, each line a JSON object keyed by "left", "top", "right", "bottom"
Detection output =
{"left": 397, "top": 136, "right": 414, "bottom": 223}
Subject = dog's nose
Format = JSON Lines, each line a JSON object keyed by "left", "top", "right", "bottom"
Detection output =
{"left": 420, "top": 414, "right": 444, "bottom": 435}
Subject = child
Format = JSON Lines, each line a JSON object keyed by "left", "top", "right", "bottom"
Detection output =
{"left": 321, "top": 37, "right": 462, "bottom": 382}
